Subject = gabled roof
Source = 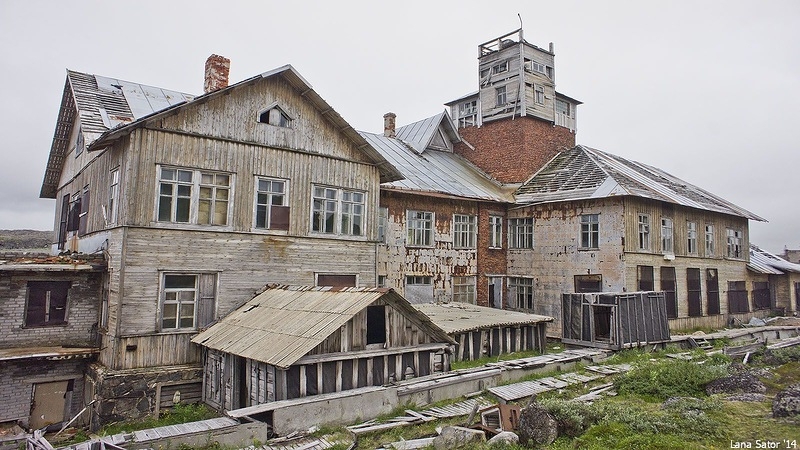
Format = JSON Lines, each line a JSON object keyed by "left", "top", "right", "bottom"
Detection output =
{"left": 395, "top": 111, "right": 460, "bottom": 154}
{"left": 362, "top": 113, "right": 512, "bottom": 203}
{"left": 191, "top": 285, "right": 454, "bottom": 369}
{"left": 515, "top": 145, "right": 765, "bottom": 221}
{"left": 414, "top": 302, "right": 553, "bottom": 334}
{"left": 42, "top": 65, "right": 403, "bottom": 198}
{"left": 748, "top": 244, "right": 800, "bottom": 275}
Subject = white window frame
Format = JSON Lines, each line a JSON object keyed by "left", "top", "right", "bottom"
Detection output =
{"left": 377, "top": 207, "right": 388, "bottom": 243}
{"left": 661, "top": 218, "right": 674, "bottom": 254}
{"left": 108, "top": 168, "right": 119, "bottom": 225}
{"left": 453, "top": 214, "right": 477, "bottom": 249}
{"left": 407, "top": 210, "right": 433, "bottom": 247}
{"left": 257, "top": 103, "right": 294, "bottom": 128}
{"left": 509, "top": 217, "right": 534, "bottom": 249}
{"left": 492, "top": 61, "right": 509, "bottom": 74}
{"left": 406, "top": 275, "right": 432, "bottom": 285}
{"left": 311, "top": 185, "right": 365, "bottom": 236}
{"left": 726, "top": 228, "right": 743, "bottom": 258}
{"left": 452, "top": 276, "right": 476, "bottom": 304}
{"left": 160, "top": 274, "right": 198, "bottom": 331}
{"left": 489, "top": 215, "right": 503, "bottom": 249}
{"left": 556, "top": 99, "right": 572, "bottom": 117}
{"left": 638, "top": 214, "right": 650, "bottom": 251}
{"left": 580, "top": 214, "right": 599, "bottom": 249}
{"left": 156, "top": 166, "right": 232, "bottom": 226}
{"left": 508, "top": 277, "right": 534, "bottom": 310}
{"left": 687, "top": 221, "right": 698, "bottom": 255}
{"left": 496, "top": 86, "right": 507, "bottom": 106}
{"left": 254, "top": 177, "right": 288, "bottom": 230}
{"left": 535, "top": 85, "right": 545, "bottom": 105}
{"left": 705, "top": 224, "right": 715, "bottom": 256}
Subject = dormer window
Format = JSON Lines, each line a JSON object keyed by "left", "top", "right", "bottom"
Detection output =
{"left": 258, "top": 104, "right": 293, "bottom": 128}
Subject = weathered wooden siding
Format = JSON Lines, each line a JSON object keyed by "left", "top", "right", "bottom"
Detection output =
{"left": 120, "top": 128, "right": 379, "bottom": 237}
{"left": 452, "top": 324, "right": 547, "bottom": 361}
{"left": 622, "top": 197, "right": 750, "bottom": 258}
{"left": 507, "top": 198, "right": 627, "bottom": 333}
{"left": 102, "top": 333, "right": 200, "bottom": 370}
{"left": 309, "top": 298, "right": 438, "bottom": 355}
{"left": 378, "top": 191, "right": 480, "bottom": 303}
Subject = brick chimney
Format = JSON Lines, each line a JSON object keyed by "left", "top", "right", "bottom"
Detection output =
{"left": 204, "top": 54, "right": 230, "bottom": 93}
{"left": 383, "top": 112, "right": 396, "bottom": 138}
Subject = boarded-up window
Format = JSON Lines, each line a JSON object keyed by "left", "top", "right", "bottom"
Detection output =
{"left": 26, "top": 281, "right": 70, "bottom": 326}
{"left": 58, "top": 194, "right": 69, "bottom": 249}
{"left": 316, "top": 274, "right": 357, "bottom": 287}
{"left": 67, "top": 195, "right": 81, "bottom": 232}
{"left": 706, "top": 269, "right": 720, "bottom": 315}
{"left": 752, "top": 282, "right": 771, "bottom": 310}
{"left": 78, "top": 186, "right": 90, "bottom": 236}
{"left": 366, "top": 305, "right": 386, "bottom": 345}
{"left": 637, "top": 266, "right": 654, "bottom": 291}
{"left": 687, "top": 268, "right": 702, "bottom": 317}
{"left": 728, "top": 281, "right": 749, "bottom": 313}
{"left": 661, "top": 267, "right": 677, "bottom": 319}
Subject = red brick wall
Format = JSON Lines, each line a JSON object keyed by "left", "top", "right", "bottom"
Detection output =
{"left": 455, "top": 117, "right": 576, "bottom": 184}
{"left": 476, "top": 203, "right": 508, "bottom": 307}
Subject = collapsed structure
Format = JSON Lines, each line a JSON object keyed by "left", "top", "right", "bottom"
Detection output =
{"left": 0, "top": 27, "right": 796, "bottom": 431}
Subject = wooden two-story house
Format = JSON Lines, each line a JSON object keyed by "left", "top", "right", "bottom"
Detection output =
{"left": 38, "top": 56, "right": 402, "bottom": 425}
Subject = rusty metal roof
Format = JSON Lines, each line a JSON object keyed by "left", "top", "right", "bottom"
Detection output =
{"left": 192, "top": 285, "right": 453, "bottom": 369}
{"left": 748, "top": 244, "right": 800, "bottom": 275}
{"left": 362, "top": 113, "right": 512, "bottom": 203}
{"left": 413, "top": 302, "right": 553, "bottom": 334}
{"left": 516, "top": 145, "right": 765, "bottom": 221}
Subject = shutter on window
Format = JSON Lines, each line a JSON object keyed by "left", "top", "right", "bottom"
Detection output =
{"left": 271, "top": 205, "right": 290, "bottom": 231}
{"left": 197, "top": 273, "right": 217, "bottom": 328}
{"left": 79, "top": 189, "right": 90, "bottom": 236}
{"left": 67, "top": 198, "right": 81, "bottom": 231}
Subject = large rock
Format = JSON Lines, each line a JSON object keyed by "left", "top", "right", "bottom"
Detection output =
{"left": 487, "top": 431, "right": 519, "bottom": 447}
{"left": 773, "top": 383, "right": 800, "bottom": 418}
{"left": 705, "top": 371, "right": 766, "bottom": 395}
{"left": 432, "top": 426, "right": 486, "bottom": 450}
{"left": 517, "top": 402, "right": 558, "bottom": 447}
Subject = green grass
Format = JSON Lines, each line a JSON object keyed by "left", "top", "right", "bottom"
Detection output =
{"left": 100, "top": 403, "right": 219, "bottom": 437}
{"left": 450, "top": 349, "right": 544, "bottom": 371}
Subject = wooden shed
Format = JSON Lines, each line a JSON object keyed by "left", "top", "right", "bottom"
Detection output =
{"left": 414, "top": 302, "right": 553, "bottom": 361}
{"left": 191, "top": 285, "right": 454, "bottom": 412}
{"left": 561, "top": 292, "right": 671, "bottom": 350}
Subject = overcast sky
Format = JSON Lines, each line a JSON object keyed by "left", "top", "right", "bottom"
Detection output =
{"left": 1, "top": 1, "right": 798, "bottom": 253}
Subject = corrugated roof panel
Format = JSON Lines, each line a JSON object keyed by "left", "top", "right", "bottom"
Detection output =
{"left": 414, "top": 302, "right": 553, "bottom": 334}
{"left": 192, "top": 285, "right": 452, "bottom": 368}
{"left": 749, "top": 244, "right": 800, "bottom": 274}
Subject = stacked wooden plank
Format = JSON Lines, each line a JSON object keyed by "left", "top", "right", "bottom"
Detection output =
{"left": 488, "top": 364, "right": 629, "bottom": 402}
{"left": 346, "top": 397, "right": 492, "bottom": 436}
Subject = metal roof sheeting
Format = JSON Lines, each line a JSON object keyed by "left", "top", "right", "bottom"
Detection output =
{"left": 192, "top": 285, "right": 453, "bottom": 369}
{"left": 516, "top": 145, "right": 765, "bottom": 221}
{"left": 413, "top": 302, "right": 553, "bottom": 334}
{"left": 363, "top": 113, "right": 512, "bottom": 202}
{"left": 748, "top": 244, "right": 800, "bottom": 275}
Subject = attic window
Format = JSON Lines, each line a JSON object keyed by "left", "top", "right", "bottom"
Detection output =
{"left": 258, "top": 105, "right": 293, "bottom": 128}
{"left": 75, "top": 127, "right": 85, "bottom": 156}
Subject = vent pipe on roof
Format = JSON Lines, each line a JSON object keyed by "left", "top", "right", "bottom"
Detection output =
{"left": 204, "top": 54, "right": 230, "bottom": 93}
{"left": 383, "top": 112, "right": 396, "bottom": 138}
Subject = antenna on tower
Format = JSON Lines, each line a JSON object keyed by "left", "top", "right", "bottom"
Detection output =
{"left": 518, "top": 14, "right": 524, "bottom": 40}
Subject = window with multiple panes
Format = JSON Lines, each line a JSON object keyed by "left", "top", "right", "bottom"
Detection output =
{"left": 556, "top": 99, "right": 571, "bottom": 116}
{"left": 489, "top": 215, "right": 502, "bottom": 249}
{"left": 687, "top": 221, "right": 697, "bottom": 255}
{"left": 726, "top": 228, "right": 742, "bottom": 258}
{"left": 312, "top": 186, "right": 365, "bottom": 236}
{"left": 661, "top": 218, "right": 673, "bottom": 254}
{"left": 25, "top": 281, "right": 70, "bottom": 327}
{"left": 377, "top": 207, "right": 388, "bottom": 243}
{"left": 535, "top": 85, "right": 545, "bottom": 105}
{"left": 580, "top": 214, "right": 599, "bottom": 249}
{"left": 161, "top": 274, "right": 198, "bottom": 330}
{"left": 509, "top": 218, "right": 534, "bottom": 249}
{"left": 255, "top": 177, "right": 289, "bottom": 230}
{"left": 459, "top": 100, "right": 478, "bottom": 127}
{"left": 452, "top": 276, "right": 476, "bottom": 304}
{"left": 496, "top": 86, "right": 507, "bottom": 106}
{"left": 508, "top": 277, "right": 534, "bottom": 310}
{"left": 108, "top": 168, "right": 119, "bottom": 225}
{"left": 157, "top": 167, "right": 231, "bottom": 225}
{"left": 638, "top": 214, "right": 650, "bottom": 251}
{"left": 78, "top": 185, "right": 90, "bottom": 236}
{"left": 705, "top": 224, "right": 715, "bottom": 256}
{"left": 453, "top": 214, "right": 477, "bottom": 249}
{"left": 492, "top": 61, "right": 509, "bottom": 74}
{"left": 406, "top": 275, "right": 432, "bottom": 285}
{"left": 407, "top": 211, "right": 433, "bottom": 246}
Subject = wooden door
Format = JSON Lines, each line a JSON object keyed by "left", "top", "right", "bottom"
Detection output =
{"left": 30, "top": 381, "right": 70, "bottom": 430}
{"left": 488, "top": 277, "right": 503, "bottom": 309}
